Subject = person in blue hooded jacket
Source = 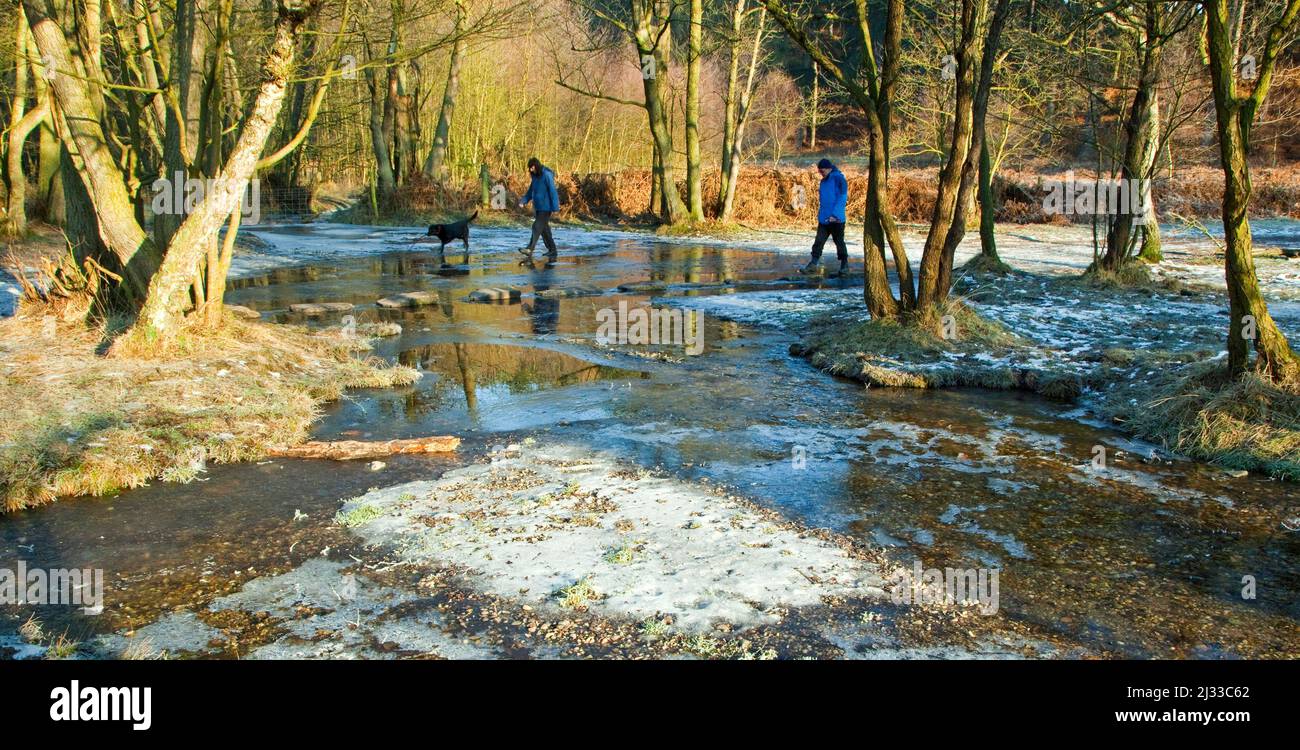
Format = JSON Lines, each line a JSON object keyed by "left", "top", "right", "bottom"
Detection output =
{"left": 802, "top": 158, "right": 849, "bottom": 276}
{"left": 518, "top": 157, "right": 560, "bottom": 260}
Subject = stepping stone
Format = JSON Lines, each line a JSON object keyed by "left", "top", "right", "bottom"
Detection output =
{"left": 535, "top": 285, "right": 604, "bottom": 299}
{"left": 226, "top": 305, "right": 262, "bottom": 320}
{"left": 1282, "top": 247, "right": 1300, "bottom": 259}
{"left": 468, "top": 287, "right": 522, "bottom": 303}
{"left": 617, "top": 281, "right": 668, "bottom": 293}
{"left": 376, "top": 291, "right": 441, "bottom": 308}
{"left": 289, "top": 302, "right": 355, "bottom": 315}
{"left": 435, "top": 265, "right": 471, "bottom": 276}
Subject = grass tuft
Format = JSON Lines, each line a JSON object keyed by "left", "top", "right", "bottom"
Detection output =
{"left": 334, "top": 504, "right": 385, "bottom": 528}
{"left": 1075, "top": 258, "right": 1181, "bottom": 293}
{"left": 960, "top": 253, "right": 1015, "bottom": 276}
{"left": 1102, "top": 360, "right": 1300, "bottom": 480}
{"left": 554, "top": 577, "right": 601, "bottom": 610}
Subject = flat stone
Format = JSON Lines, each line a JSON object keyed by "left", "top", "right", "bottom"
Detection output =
{"left": 616, "top": 281, "right": 668, "bottom": 293}
{"left": 289, "top": 302, "right": 355, "bottom": 315}
{"left": 535, "top": 286, "right": 604, "bottom": 299}
{"left": 226, "top": 305, "right": 262, "bottom": 319}
{"left": 467, "top": 287, "right": 522, "bottom": 303}
{"left": 376, "top": 292, "right": 441, "bottom": 308}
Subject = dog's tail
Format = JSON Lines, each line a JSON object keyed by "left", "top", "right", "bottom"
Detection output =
{"left": 468, "top": 210, "right": 478, "bottom": 223}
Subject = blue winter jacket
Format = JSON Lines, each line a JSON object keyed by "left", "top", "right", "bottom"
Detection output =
{"left": 817, "top": 166, "right": 848, "bottom": 224}
{"left": 522, "top": 167, "right": 560, "bottom": 213}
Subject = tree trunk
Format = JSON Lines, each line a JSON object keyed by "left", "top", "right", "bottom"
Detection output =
{"left": 156, "top": 0, "right": 208, "bottom": 251}
{"left": 684, "top": 0, "right": 704, "bottom": 221}
{"left": 916, "top": 0, "right": 981, "bottom": 311}
{"left": 126, "top": 0, "right": 318, "bottom": 343}
{"left": 634, "top": 0, "right": 686, "bottom": 224}
{"left": 1203, "top": 0, "right": 1300, "bottom": 381}
{"left": 717, "top": 1, "right": 743, "bottom": 219}
{"left": 1103, "top": 9, "right": 1162, "bottom": 270}
{"left": 24, "top": 0, "right": 160, "bottom": 304}
{"left": 976, "top": 136, "right": 1000, "bottom": 262}
{"left": 59, "top": 146, "right": 105, "bottom": 266}
{"left": 953, "top": 0, "right": 1012, "bottom": 276}
{"left": 366, "top": 59, "right": 397, "bottom": 201}
{"left": 808, "top": 62, "right": 818, "bottom": 148}
{"left": 718, "top": 2, "right": 764, "bottom": 221}
{"left": 5, "top": 9, "right": 33, "bottom": 238}
{"left": 424, "top": 0, "right": 466, "bottom": 182}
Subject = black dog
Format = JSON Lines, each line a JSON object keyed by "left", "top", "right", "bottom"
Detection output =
{"left": 427, "top": 210, "right": 478, "bottom": 254}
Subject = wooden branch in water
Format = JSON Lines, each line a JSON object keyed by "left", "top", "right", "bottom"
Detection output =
{"left": 270, "top": 437, "right": 461, "bottom": 460}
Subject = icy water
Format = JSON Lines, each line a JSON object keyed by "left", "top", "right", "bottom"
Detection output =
{"left": 3, "top": 222, "right": 1299, "bottom": 658}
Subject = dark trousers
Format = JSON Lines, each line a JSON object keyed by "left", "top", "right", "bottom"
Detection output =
{"left": 528, "top": 211, "right": 557, "bottom": 254}
{"left": 811, "top": 221, "right": 848, "bottom": 262}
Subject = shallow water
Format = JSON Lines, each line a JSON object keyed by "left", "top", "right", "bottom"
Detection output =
{"left": 3, "top": 222, "right": 1299, "bottom": 658}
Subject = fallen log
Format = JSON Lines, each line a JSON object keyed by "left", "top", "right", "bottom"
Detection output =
{"left": 269, "top": 436, "right": 460, "bottom": 460}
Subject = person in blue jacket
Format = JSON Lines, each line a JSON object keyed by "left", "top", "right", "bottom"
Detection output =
{"left": 802, "top": 158, "right": 849, "bottom": 276}
{"left": 518, "top": 156, "right": 560, "bottom": 260}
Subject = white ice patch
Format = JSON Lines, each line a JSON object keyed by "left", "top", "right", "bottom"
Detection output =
{"left": 337, "top": 443, "right": 884, "bottom": 632}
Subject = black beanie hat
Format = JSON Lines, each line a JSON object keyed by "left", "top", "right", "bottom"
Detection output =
{"left": 817, "top": 158, "right": 834, "bottom": 170}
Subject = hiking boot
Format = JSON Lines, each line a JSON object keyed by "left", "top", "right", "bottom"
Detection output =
{"left": 800, "top": 259, "right": 821, "bottom": 275}
{"left": 836, "top": 260, "right": 849, "bottom": 276}
{"left": 516, "top": 247, "right": 535, "bottom": 260}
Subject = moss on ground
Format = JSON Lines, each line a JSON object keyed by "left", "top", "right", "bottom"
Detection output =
{"left": 959, "top": 253, "right": 1014, "bottom": 276}
{"left": 1074, "top": 258, "right": 1190, "bottom": 294}
{"left": 790, "top": 302, "right": 1090, "bottom": 397}
{"left": 0, "top": 312, "right": 418, "bottom": 511}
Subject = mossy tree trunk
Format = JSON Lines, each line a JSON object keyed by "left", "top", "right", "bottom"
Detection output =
{"left": 1203, "top": 0, "right": 1300, "bottom": 382}
{"left": 975, "top": 136, "right": 1000, "bottom": 263}
{"left": 4, "top": 9, "right": 44, "bottom": 238}
{"left": 943, "top": 0, "right": 1011, "bottom": 283}
{"left": 24, "top": 0, "right": 161, "bottom": 305}
{"left": 365, "top": 33, "right": 398, "bottom": 202}
{"left": 1102, "top": 2, "right": 1174, "bottom": 270}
